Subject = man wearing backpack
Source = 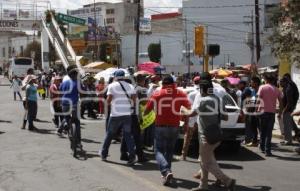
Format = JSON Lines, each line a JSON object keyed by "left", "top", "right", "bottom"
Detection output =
{"left": 280, "top": 74, "right": 300, "bottom": 145}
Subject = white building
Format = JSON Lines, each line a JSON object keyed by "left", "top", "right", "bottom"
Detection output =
{"left": 122, "top": 12, "right": 204, "bottom": 73}
{"left": 67, "top": 0, "right": 144, "bottom": 35}
{"left": 0, "top": 32, "right": 37, "bottom": 70}
{"left": 182, "top": 0, "right": 280, "bottom": 68}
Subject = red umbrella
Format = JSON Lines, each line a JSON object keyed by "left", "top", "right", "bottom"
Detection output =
{"left": 134, "top": 70, "right": 153, "bottom": 75}
{"left": 226, "top": 77, "right": 241, "bottom": 85}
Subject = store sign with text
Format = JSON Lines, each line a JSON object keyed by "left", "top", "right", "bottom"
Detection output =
{"left": 0, "top": 20, "right": 41, "bottom": 31}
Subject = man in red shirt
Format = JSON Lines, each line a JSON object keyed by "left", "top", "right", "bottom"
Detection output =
{"left": 144, "top": 75, "right": 191, "bottom": 186}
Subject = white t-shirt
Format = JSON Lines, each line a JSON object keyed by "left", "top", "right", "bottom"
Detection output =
{"left": 188, "top": 89, "right": 200, "bottom": 127}
{"left": 108, "top": 81, "right": 136, "bottom": 117}
{"left": 11, "top": 79, "right": 21, "bottom": 92}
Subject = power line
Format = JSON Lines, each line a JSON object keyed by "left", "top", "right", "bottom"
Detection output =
{"left": 146, "top": 4, "right": 266, "bottom": 9}
{"left": 145, "top": 8, "right": 256, "bottom": 34}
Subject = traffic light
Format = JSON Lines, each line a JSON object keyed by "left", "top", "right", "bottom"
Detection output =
{"left": 195, "top": 26, "right": 205, "bottom": 56}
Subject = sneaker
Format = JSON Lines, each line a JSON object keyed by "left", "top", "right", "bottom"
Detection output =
{"left": 98, "top": 151, "right": 107, "bottom": 161}
{"left": 265, "top": 152, "right": 273, "bottom": 157}
{"left": 280, "top": 141, "right": 293, "bottom": 146}
{"left": 56, "top": 130, "right": 63, "bottom": 136}
{"left": 163, "top": 172, "right": 173, "bottom": 186}
{"left": 178, "top": 155, "right": 186, "bottom": 161}
{"left": 213, "top": 179, "right": 223, "bottom": 187}
{"left": 127, "top": 157, "right": 137, "bottom": 166}
{"left": 120, "top": 153, "right": 129, "bottom": 161}
{"left": 227, "top": 179, "right": 236, "bottom": 191}
{"left": 246, "top": 142, "right": 258, "bottom": 147}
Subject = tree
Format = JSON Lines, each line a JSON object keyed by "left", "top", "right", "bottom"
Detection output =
{"left": 23, "top": 41, "right": 41, "bottom": 67}
{"left": 148, "top": 43, "right": 161, "bottom": 63}
{"left": 269, "top": 0, "right": 300, "bottom": 66}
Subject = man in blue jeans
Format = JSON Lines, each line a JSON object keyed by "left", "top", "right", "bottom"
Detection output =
{"left": 57, "top": 65, "right": 81, "bottom": 149}
{"left": 257, "top": 74, "right": 282, "bottom": 156}
{"left": 100, "top": 70, "right": 136, "bottom": 165}
{"left": 144, "top": 75, "right": 191, "bottom": 186}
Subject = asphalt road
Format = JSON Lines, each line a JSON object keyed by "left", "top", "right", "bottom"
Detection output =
{"left": 0, "top": 82, "right": 300, "bottom": 191}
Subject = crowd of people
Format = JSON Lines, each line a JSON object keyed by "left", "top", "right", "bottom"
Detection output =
{"left": 14, "top": 65, "right": 300, "bottom": 191}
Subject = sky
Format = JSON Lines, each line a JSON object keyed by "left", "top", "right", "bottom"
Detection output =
{"left": 50, "top": 0, "right": 182, "bottom": 15}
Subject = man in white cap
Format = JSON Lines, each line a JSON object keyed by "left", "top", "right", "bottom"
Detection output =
{"left": 100, "top": 69, "right": 137, "bottom": 165}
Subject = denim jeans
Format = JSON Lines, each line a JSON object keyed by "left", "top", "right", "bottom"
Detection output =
{"left": 121, "top": 115, "right": 144, "bottom": 159}
{"left": 14, "top": 91, "right": 22, "bottom": 100}
{"left": 154, "top": 127, "right": 179, "bottom": 176}
{"left": 260, "top": 113, "right": 275, "bottom": 153}
{"left": 101, "top": 115, "right": 135, "bottom": 159}
{"left": 245, "top": 115, "right": 259, "bottom": 143}
{"left": 27, "top": 101, "right": 37, "bottom": 129}
{"left": 27, "top": 100, "right": 37, "bottom": 129}
{"left": 59, "top": 105, "right": 81, "bottom": 142}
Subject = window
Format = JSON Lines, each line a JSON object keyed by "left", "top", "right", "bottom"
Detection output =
{"left": 15, "top": 58, "right": 32, "bottom": 65}
{"left": 2, "top": 48, "right": 5, "bottom": 57}
{"left": 106, "top": 18, "right": 115, "bottom": 24}
{"left": 8, "top": 47, "right": 11, "bottom": 57}
{"left": 265, "top": 4, "right": 280, "bottom": 28}
{"left": 106, "top": 9, "right": 115, "bottom": 15}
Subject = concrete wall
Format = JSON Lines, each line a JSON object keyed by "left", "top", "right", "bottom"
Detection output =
{"left": 182, "top": 0, "right": 280, "bottom": 68}
{"left": 121, "top": 31, "right": 204, "bottom": 73}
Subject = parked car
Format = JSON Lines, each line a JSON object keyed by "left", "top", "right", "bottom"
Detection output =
{"left": 176, "top": 84, "right": 245, "bottom": 154}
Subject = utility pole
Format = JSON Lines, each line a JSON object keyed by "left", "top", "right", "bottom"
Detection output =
{"left": 255, "top": 0, "right": 261, "bottom": 64}
{"left": 94, "top": 0, "right": 97, "bottom": 61}
{"left": 184, "top": 17, "right": 191, "bottom": 79}
{"left": 244, "top": 12, "right": 255, "bottom": 66}
{"left": 135, "top": 0, "right": 141, "bottom": 69}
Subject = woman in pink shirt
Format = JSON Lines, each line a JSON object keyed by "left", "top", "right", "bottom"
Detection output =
{"left": 257, "top": 74, "right": 282, "bottom": 156}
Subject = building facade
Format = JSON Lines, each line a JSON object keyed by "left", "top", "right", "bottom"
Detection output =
{"left": 0, "top": 32, "right": 37, "bottom": 70}
{"left": 67, "top": 0, "right": 144, "bottom": 35}
{"left": 182, "top": 0, "right": 280, "bottom": 68}
{"left": 122, "top": 12, "right": 204, "bottom": 73}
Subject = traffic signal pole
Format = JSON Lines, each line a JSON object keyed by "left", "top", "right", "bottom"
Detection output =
{"left": 255, "top": 0, "right": 261, "bottom": 64}
{"left": 135, "top": 0, "right": 141, "bottom": 69}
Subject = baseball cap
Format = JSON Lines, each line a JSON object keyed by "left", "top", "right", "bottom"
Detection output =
{"left": 114, "top": 69, "right": 125, "bottom": 78}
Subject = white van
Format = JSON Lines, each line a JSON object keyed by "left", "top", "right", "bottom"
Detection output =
{"left": 178, "top": 84, "right": 245, "bottom": 152}
{"left": 8, "top": 57, "right": 34, "bottom": 80}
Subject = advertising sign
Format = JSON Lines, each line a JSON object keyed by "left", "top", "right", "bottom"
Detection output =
{"left": 0, "top": 20, "right": 41, "bottom": 31}
{"left": 19, "top": 10, "right": 31, "bottom": 19}
{"left": 87, "top": 17, "right": 115, "bottom": 41}
{"left": 3, "top": 9, "right": 17, "bottom": 18}
{"left": 139, "top": 18, "right": 151, "bottom": 32}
